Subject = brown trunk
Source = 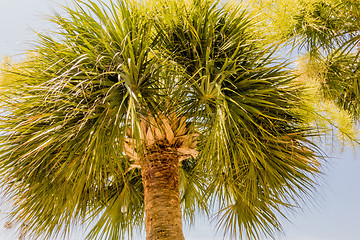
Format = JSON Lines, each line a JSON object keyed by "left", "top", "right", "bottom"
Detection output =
{"left": 141, "top": 151, "right": 185, "bottom": 240}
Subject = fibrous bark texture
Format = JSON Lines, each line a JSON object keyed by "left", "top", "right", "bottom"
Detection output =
{"left": 141, "top": 151, "right": 185, "bottom": 240}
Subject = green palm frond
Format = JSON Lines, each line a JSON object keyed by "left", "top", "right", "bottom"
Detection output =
{"left": 322, "top": 51, "right": 360, "bottom": 119}
{"left": 0, "top": 0, "right": 153, "bottom": 238}
{"left": 292, "top": 0, "right": 345, "bottom": 55}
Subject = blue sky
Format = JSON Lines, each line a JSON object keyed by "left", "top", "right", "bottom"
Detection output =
{"left": 0, "top": 0, "right": 359, "bottom": 239}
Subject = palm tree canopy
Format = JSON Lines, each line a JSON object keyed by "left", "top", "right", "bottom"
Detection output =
{"left": 249, "top": 0, "right": 360, "bottom": 144}
{"left": 2, "top": 0, "right": 357, "bottom": 239}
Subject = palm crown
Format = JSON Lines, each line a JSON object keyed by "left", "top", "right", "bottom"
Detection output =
{"left": 0, "top": 0, "right": 338, "bottom": 239}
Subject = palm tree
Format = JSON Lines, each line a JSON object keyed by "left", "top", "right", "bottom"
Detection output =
{"left": 249, "top": 0, "right": 360, "bottom": 143}
{"left": 0, "top": 0, "right": 325, "bottom": 239}
{"left": 291, "top": 0, "right": 360, "bottom": 121}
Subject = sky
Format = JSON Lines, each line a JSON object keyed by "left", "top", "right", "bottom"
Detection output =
{"left": 0, "top": 0, "right": 359, "bottom": 240}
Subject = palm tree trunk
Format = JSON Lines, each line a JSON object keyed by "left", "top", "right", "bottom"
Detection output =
{"left": 141, "top": 151, "right": 185, "bottom": 240}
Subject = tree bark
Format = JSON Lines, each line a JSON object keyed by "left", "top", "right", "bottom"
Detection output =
{"left": 141, "top": 151, "right": 185, "bottom": 240}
